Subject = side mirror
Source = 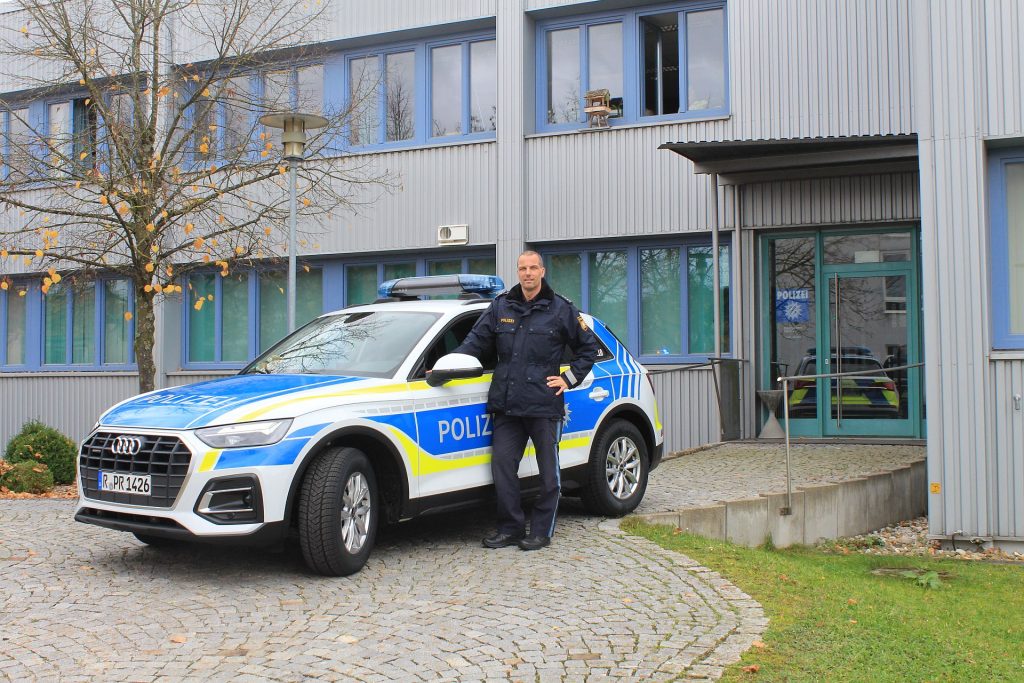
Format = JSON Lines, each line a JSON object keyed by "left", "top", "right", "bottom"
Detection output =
{"left": 427, "top": 353, "right": 483, "bottom": 387}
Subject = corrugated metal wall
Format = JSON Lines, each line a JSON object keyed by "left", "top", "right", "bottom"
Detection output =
{"left": 648, "top": 367, "right": 719, "bottom": 452}
{"left": 990, "top": 359, "right": 1024, "bottom": 539}
{"left": 0, "top": 374, "right": 139, "bottom": 445}
{"left": 317, "top": 142, "right": 498, "bottom": 254}
{"left": 741, "top": 173, "right": 921, "bottom": 229}
{"left": 912, "top": 0, "right": 1024, "bottom": 543}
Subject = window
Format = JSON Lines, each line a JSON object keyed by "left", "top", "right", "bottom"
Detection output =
{"left": 1, "top": 277, "right": 134, "bottom": 370}
{"left": 537, "top": 2, "right": 727, "bottom": 131}
{"left": 544, "top": 242, "right": 730, "bottom": 361}
{"left": 988, "top": 148, "right": 1024, "bottom": 349}
{"left": 343, "top": 34, "right": 497, "bottom": 149}
{"left": 262, "top": 64, "right": 324, "bottom": 152}
{"left": 344, "top": 255, "right": 496, "bottom": 306}
{"left": 4, "top": 107, "right": 31, "bottom": 179}
{"left": 185, "top": 267, "right": 324, "bottom": 366}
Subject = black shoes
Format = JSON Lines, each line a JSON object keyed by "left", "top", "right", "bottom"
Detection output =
{"left": 482, "top": 531, "right": 524, "bottom": 549}
{"left": 517, "top": 535, "right": 551, "bottom": 551}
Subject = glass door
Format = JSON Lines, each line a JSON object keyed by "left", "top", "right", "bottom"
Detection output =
{"left": 822, "top": 268, "right": 919, "bottom": 436}
{"left": 763, "top": 229, "right": 922, "bottom": 438}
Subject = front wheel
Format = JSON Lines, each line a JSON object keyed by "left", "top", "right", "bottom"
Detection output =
{"left": 580, "top": 419, "right": 649, "bottom": 516}
{"left": 298, "top": 447, "right": 379, "bottom": 576}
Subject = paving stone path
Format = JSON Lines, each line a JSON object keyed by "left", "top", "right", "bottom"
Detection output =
{"left": 1, "top": 443, "right": 923, "bottom": 681}
{"left": 0, "top": 498, "right": 765, "bottom": 682}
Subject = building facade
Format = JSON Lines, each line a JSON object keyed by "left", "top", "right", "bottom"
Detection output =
{"left": 1, "top": 0, "right": 1023, "bottom": 552}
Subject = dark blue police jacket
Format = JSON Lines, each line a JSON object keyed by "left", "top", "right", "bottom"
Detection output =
{"left": 455, "top": 278, "right": 599, "bottom": 418}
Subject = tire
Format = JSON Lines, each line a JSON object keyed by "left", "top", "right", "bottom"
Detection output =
{"left": 132, "top": 533, "right": 182, "bottom": 548}
{"left": 580, "top": 419, "right": 649, "bottom": 517}
{"left": 298, "top": 447, "right": 379, "bottom": 577}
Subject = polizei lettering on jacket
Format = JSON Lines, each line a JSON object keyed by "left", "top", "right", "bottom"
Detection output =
{"left": 438, "top": 414, "right": 493, "bottom": 443}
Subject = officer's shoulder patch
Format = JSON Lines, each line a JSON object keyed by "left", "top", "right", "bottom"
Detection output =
{"left": 577, "top": 313, "right": 589, "bottom": 332}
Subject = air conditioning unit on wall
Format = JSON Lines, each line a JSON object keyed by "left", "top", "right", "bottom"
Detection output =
{"left": 437, "top": 224, "right": 469, "bottom": 245}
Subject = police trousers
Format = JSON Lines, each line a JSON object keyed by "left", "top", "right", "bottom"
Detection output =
{"left": 491, "top": 414, "right": 563, "bottom": 538}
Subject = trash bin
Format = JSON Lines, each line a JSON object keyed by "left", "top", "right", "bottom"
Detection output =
{"left": 715, "top": 359, "right": 741, "bottom": 441}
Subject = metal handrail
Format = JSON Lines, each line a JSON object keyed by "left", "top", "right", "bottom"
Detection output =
{"left": 648, "top": 358, "right": 748, "bottom": 441}
{"left": 774, "top": 361, "right": 925, "bottom": 514}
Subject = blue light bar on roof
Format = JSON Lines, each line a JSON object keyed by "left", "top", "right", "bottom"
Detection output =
{"left": 377, "top": 274, "right": 505, "bottom": 299}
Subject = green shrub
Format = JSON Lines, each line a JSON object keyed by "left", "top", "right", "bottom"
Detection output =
{"left": 0, "top": 460, "right": 55, "bottom": 494}
{"left": 4, "top": 420, "right": 78, "bottom": 485}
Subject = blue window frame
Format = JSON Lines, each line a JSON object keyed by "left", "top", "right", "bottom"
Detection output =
{"left": 535, "top": 1, "right": 728, "bottom": 132}
{"left": 335, "top": 32, "right": 497, "bottom": 151}
{"left": 988, "top": 147, "right": 1024, "bottom": 349}
{"left": 0, "top": 276, "right": 135, "bottom": 371}
{"left": 342, "top": 253, "right": 497, "bottom": 306}
{"left": 186, "top": 63, "right": 324, "bottom": 162}
{"left": 183, "top": 266, "right": 325, "bottom": 369}
{"left": 541, "top": 241, "right": 731, "bottom": 363}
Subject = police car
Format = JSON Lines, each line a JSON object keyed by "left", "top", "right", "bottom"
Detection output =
{"left": 76, "top": 275, "right": 664, "bottom": 576}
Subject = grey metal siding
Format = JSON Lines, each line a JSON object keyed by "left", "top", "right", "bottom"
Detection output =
{"left": 912, "top": 0, "right": 1007, "bottom": 541}
{"left": 649, "top": 367, "right": 719, "bottom": 452}
{"left": 990, "top": 359, "right": 1024, "bottom": 539}
{"left": 741, "top": 173, "right": 921, "bottom": 229}
{"left": 0, "top": 375, "right": 139, "bottom": 444}
{"left": 316, "top": 143, "right": 498, "bottom": 255}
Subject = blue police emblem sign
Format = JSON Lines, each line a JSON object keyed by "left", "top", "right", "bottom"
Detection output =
{"left": 776, "top": 288, "right": 810, "bottom": 323}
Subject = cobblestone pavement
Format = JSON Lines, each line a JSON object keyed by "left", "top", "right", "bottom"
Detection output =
{"left": 0, "top": 443, "right": 923, "bottom": 682}
{"left": 0, "top": 498, "right": 765, "bottom": 682}
{"left": 638, "top": 442, "right": 926, "bottom": 514}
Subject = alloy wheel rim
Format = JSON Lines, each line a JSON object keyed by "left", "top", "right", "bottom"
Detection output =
{"left": 605, "top": 436, "right": 641, "bottom": 499}
{"left": 340, "top": 472, "right": 371, "bottom": 553}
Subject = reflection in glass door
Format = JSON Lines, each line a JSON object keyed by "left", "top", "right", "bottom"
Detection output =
{"left": 763, "top": 230, "right": 922, "bottom": 438}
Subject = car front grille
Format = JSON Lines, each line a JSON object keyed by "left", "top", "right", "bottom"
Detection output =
{"left": 79, "top": 432, "right": 192, "bottom": 508}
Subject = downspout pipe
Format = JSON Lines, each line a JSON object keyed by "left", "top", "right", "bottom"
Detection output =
{"left": 710, "top": 173, "right": 720, "bottom": 359}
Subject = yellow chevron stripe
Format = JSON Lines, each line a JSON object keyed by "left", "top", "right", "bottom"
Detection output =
{"left": 239, "top": 374, "right": 494, "bottom": 421}
{"left": 198, "top": 450, "right": 221, "bottom": 472}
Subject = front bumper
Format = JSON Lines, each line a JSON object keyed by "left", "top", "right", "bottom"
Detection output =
{"left": 75, "top": 427, "right": 298, "bottom": 544}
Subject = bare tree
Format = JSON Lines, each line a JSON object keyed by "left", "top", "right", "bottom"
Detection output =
{"left": 0, "top": 0, "right": 394, "bottom": 392}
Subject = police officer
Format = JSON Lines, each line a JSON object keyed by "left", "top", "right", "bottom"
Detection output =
{"left": 452, "top": 250, "right": 598, "bottom": 550}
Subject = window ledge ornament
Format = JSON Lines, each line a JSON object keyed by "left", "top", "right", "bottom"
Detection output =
{"left": 583, "top": 89, "right": 612, "bottom": 129}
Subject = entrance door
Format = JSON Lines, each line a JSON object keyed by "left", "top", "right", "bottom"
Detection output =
{"left": 764, "top": 229, "right": 922, "bottom": 438}
{"left": 821, "top": 267, "right": 919, "bottom": 436}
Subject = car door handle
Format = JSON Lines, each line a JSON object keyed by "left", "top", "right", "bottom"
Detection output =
{"left": 589, "top": 387, "right": 609, "bottom": 402}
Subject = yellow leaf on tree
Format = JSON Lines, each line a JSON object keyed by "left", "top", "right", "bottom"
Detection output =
{"left": 184, "top": 223, "right": 194, "bottom": 234}
{"left": 145, "top": 263, "right": 154, "bottom": 272}
{"left": 303, "top": 264, "right": 310, "bottom": 272}
{"left": 35, "top": 249, "right": 44, "bottom": 257}
{"left": 1, "top": 249, "right": 7, "bottom": 258}
{"left": 146, "top": 223, "right": 155, "bottom": 232}
{"left": 206, "top": 294, "right": 214, "bottom": 301}
{"left": 18, "top": 289, "right": 26, "bottom": 297}
{"left": 153, "top": 283, "right": 163, "bottom": 293}
{"left": 302, "top": 197, "right": 311, "bottom": 207}
{"left": 193, "top": 298, "right": 204, "bottom": 310}
{"left": 144, "top": 284, "right": 153, "bottom": 292}
{"left": 150, "top": 244, "right": 159, "bottom": 253}
{"left": 99, "top": 195, "right": 109, "bottom": 205}
{"left": 43, "top": 277, "right": 52, "bottom": 286}
{"left": 202, "top": 88, "right": 210, "bottom": 97}
{"left": 124, "top": 311, "right": 133, "bottom": 321}
{"left": 79, "top": 152, "right": 88, "bottom": 160}
{"left": 199, "top": 142, "right": 209, "bottom": 154}
{"left": 235, "top": 246, "right": 244, "bottom": 254}
{"left": 193, "top": 237, "right": 205, "bottom": 249}
{"left": 0, "top": 282, "right": 7, "bottom": 290}
{"left": 52, "top": 273, "right": 62, "bottom": 283}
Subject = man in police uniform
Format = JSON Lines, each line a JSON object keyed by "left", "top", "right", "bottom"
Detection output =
{"left": 452, "top": 250, "right": 598, "bottom": 550}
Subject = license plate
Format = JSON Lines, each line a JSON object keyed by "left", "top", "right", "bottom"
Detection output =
{"left": 97, "top": 471, "right": 151, "bottom": 495}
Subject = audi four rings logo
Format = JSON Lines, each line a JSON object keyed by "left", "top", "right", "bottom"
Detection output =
{"left": 111, "top": 436, "right": 144, "bottom": 456}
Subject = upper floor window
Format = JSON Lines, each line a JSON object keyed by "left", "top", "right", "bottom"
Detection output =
{"left": 189, "top": 64, "right": 323, "bottom": 161}
{"left": 343, "top": 33, "right": 497, "bottom": 150}
{"left": 542, "top": 241, "right": 730, "bottom": 362}
{"left": 536, "top": 2, "right": 727, "bottom": 132}
{"left": 988, "top": 147, "right": 1024, "bottom": 349}
{"left": 1, "top": 277, "right": 134, "bottom": 370}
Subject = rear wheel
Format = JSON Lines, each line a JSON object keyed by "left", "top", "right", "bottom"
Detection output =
{"left": 298, "top": 447, "right": 379, "bottom": 577}
{"left": 580, "top": 419, "right": 649, "bottom": 516}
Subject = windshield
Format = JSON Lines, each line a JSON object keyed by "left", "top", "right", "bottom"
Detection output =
{"left": 243, "top": 310, "right": 441, "bottom": 377}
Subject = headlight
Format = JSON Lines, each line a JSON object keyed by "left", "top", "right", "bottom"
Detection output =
{"left": 195, "top": 419, "right": 292, "bottom": 449}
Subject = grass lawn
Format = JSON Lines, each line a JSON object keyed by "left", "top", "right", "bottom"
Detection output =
{"left": 623, "top": 519, "right": 1024, "bottom": 682}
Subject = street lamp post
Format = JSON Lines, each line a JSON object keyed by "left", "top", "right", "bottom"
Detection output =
{"left": 258, "top": 112, "right": 328, "bottom": 332}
